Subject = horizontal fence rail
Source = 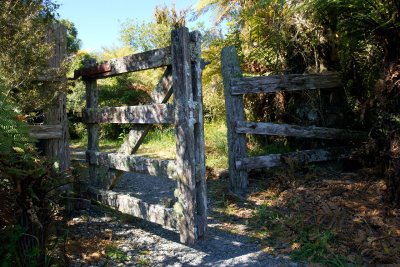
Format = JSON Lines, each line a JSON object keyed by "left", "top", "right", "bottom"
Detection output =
{"left": 83, "top": 104, "right": 175, "bottom": 124}
{"left": 87, "top": 152, "right": 177, "bottom": 179}
{"left": 88, "top": 187, "right": 177, "bottom": 228}
{"left": 231, "top": 72, "right": 342, "bottom": 95}
{"left": 83, "top": 103, "right": 200, "bottom": 124}
{"left": 29, "top": 124, "right": 62, "bottom": 139}
{"left": 236, "top": 121, "right": 367, "bottom": 140}
{"left": 74, "top": 47, "right": 172, "bottom": 79}
{"left": 236, "top": 147, "right": 350, "bottom": 171}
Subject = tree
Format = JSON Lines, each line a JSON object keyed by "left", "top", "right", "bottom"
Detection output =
{"left": 59, "top": 19, "right": 81, "bottom": 53}
{"left": 0, "top": 0, "right": 60, "bottom": 110}
{"left": 0, "top": 1, "right": 67, "bottom": 265}
{"left": 308, "top": 0, "right": 400, "bottom": 205}
{"left": 120, "top": 5, "right": 187, "bottom": 51}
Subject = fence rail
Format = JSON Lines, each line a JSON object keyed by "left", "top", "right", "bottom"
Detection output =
{"left": 235, "top": 147, "right": 350, "bottom": 171}
{"left": 87, "top": 152, "right": 177, "bottom": 179}
{"left": 231, "top": 72, "right": 342, "bottom": 95}
{"left": 222, "top": 46, "right": 366, "bottom": 194}
{"left": 83, "top": 104, "right": 175, "bottom": 124}
{"left": 235, "top": 121, "right": 367, "bottom": 140}
{"left": 29, "top": 124, "right": 62, "bottom": 139}
{"left": 74, "top": 46, "right": 172, "bottom": 79}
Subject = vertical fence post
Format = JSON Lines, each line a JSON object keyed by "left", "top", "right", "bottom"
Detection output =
{"left": 85, "top": 79, "right": 99, "bottom": 183}
{"left": 221, "top": 46, "right": 248, "bottom": 195}
{"left": 171, "top": 27, "right": 197, "bottom": 244}
{"left": 190, "top": 31, "right": 207, "bottom": 239}
{"left": 44, "top": 23, "right": 69, "bottom": 170}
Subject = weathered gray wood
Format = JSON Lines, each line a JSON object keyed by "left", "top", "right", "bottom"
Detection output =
{"left": 236, "top": 148, "right": 350, "bottom": 171}
{"left": 42, "top": 24, "right": 69, "bottom": 170}
{"left": 75, "top": 47, "right": 172, "bottom": 79}
{"left": 118, "top": 66, "right": 173, "bottom": 155}
{"left": 85, "top": 79, "right": 99, "bottom": 185}
{"left": 221, "top": 46, "right": 249, "bottom": 195}
{"left": 83, "top": 104, "right": 175, "bottom": 124}
{"left": 190, "top": 31, "right": 207, "bottom": 239}
{"left": 88, "top": 152, "right": 177, "bottom": 179}
{"left": 29, "top": 124, "right": 62, "bottom": 139}
{"left": 88, "top": 187, "right": 177, "bottom": 228}
{"left": 151, "top": 66, "right": 174, "bottom": 103}
{"left": 231, "top": 72, "right": 342, "bottom": 95}
{"left": 172, "top": 27, "right": 197, "bottom": 244}
{"left": 236, "top": 121, "right": 368, "bottom": 140}
{"left": 70, "top": 150, "right": 86, "bottom": 162}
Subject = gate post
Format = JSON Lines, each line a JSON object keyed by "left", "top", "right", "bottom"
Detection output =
{"left": 190, "top": 31, "right": 207, "bottom": 239}
{"left": 85, "top": 79, "right": 99, "bottom": 183}
{"left": 171, "top": 27, "right": 198, "bottom": 244}
{"left": 221, "top": 46, "right": 248, "bottom": 195}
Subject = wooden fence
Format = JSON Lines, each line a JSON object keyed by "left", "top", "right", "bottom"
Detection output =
{"left": 74, "top": 27, "right": 207, "bottom": 244}
{"left": 221, "top": 46, "right": 367, "bottom": 194}
{"left": 30, "top": 23, "right": 69, "bottom": 171}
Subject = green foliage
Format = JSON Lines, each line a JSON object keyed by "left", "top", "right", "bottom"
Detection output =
{"left": 120, "top": 20, "right": 170, "bottom": 52}
{"left": 105, "top": 245, "right": 128, "bottom": 262}
{"left": 204, "top": 121, "right": 228, "bottom": 169}
{"left": 59, "top": 19, "right": 81, "bottom": 53}
{"left": 290, "top": 229, "right": 348, "bottom": 266}
{"left": 0, "top": 225, "right": 24, "bottom": 267}
{"left": 251, "top": 204, "right": 283, "bottom": 227}
{"left": 120, "top": 5, "right": 187, "bottom": 51}
{"left": 0, "top": 0, "right": 61, "bottom": 111}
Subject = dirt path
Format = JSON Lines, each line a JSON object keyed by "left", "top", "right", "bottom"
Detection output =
{"left": 65, "top": 171, "right": 301, "bottom": 266}
{"left": 66, "top": 205, "right": 301, "bottom": 266}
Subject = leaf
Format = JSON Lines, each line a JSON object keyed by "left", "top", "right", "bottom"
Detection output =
{"left": 12, "top": 147, "right": 24, "bottom": 153}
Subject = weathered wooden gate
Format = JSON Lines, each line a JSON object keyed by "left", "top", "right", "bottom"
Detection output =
{"left": 74, "top": 27, "right": 207, "bottom": 244}
{"left": 222, "top": 46, "right": 366, "bottom": 194}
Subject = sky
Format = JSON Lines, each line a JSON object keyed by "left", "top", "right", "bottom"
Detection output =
{"left": 55, "top": 0, "right": 210, "bottom": 52}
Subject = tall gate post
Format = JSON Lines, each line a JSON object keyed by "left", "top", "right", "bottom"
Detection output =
{"left": 85, "top": 79, "right": 99, "bottom": 183}
{"left": 44, "top": 23, "right": 70, "bottom": 170}
{"left": 172, "top": 27, "right": 207, "bottom": 244}
{"left": 221, "top": 46, "right": 248, "bottom": 194}
{"left": 190, "top": 31, "right": 207, "bottom": 239}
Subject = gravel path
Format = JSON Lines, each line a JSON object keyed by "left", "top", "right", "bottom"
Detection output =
{"left": 68, "top": 170, "right": 302, "bottom": 266}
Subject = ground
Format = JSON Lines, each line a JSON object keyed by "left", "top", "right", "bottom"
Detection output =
{"left": 208, "top": 164, "right": 400, "bottom": 266}
{"left": 50, "top": 156, "right": 400, "bottom": 266}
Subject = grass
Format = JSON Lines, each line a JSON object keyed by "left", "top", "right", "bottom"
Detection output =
{"left": 70, "top": 121, "right": 231, "bottom": 169}
{"left": 105, "top": 244, "right": 128, "bottom": 262}
{"left": 70, "top": 121, "right": 295, "bottom": 171}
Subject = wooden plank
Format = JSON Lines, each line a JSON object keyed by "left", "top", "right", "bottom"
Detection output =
{"left": 83, "top": 104, "right": 175, "bottom": 124}
{"left": 118, "top": 66, "right": 173, "bottom": 155}
{"left": 190, "top": 31, "right": 207, "bottom": 239}
{"left": 29, "top": 124, "right": 62, "bottom": 139}
{"left": 236, "top": 121, "right": 368, "bottom": 140}
{"left": 70, "top": 150, "right": 86, "bottom": 162}
{"left": 85, "top": 79, "right": 100, "bottom": 185}
{"left": 236, "top": 148, "right": 350, "bottom": 171}
{"left": 88, "top": 152, "right": 177, "bottom": 179}
{"left": 75, "top": 47, "right": 172, "bottom": 79}
{"left": 172, "top": 27, "right": 197, "bottom": 244}
{"left": 221, "top": 46, "right": 249, "bottom": 195}
{"left": 231, "top": 72, "right": 342, "bottom": 95}
{"left": 151, "top": 66, "right": 174, "bottom": 103}
{"left": 87, "top": 187, "right": 177, "bottom": 229}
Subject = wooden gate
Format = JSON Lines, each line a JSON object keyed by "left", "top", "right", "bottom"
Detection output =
{"left": 221, "top": 46, "right": 366, "bottom": 194}
{"left": 74, "top": 27, "right": 207, "bottom": 244}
